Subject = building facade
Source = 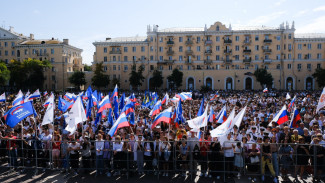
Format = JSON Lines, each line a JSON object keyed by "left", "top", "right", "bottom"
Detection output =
{"left": 0, "top": 27, "right": 83, "bottom": 91}
{"left": 92, "top": 21, "right": 325, "bottom": 91}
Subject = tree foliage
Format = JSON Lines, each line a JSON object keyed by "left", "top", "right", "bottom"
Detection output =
{"left": 91, "top": 63, "right": 110, "bottom": 90}
{"left": 150, "top": 69, "right": 163, "bottom": 90}
{"left": 112, "top": 77, "right": 120, "bottom": 88}
{"left": 0, "top": 61, "right": 10, "bottom": 86}
{"left": 69, "top": 71, "right": 86, "bottom": 90}
{"left": 167, "top": 68, "right": 183, "bottom": 89}
{"left": 254, "top": 68, "right": 273, "bottom": 88}
{"left": 129, "top": 64, "right": 145, "bottom": 90}
{"left": 9, "top": 58, "right": 51, "bottom": 90}
{"left": 312, "top": 67, "right": 325, "bottom": 88}
{"left": 84, "top": 64, "right": 92, "bottom": 71}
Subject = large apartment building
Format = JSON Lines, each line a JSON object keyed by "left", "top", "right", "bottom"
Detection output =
{"left": 92, "top": 21, "right": 325, "bottom": 91}
{"left": 0, "top": 26, "right": 83, "bottom": 91}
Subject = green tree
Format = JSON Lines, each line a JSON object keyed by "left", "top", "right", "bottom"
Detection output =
{"left": 0, "top": 61, "right": 10, "bottom": 86}
{"left": 69, "top": 71, "right": 86, "bottom": 90}
{"left": 91, "top": 63, "right": 110, "bottom": 90}
{"left": 150, "top": 69, "right": 163, "bottom": 90}
{"left": 167, "top": 68, "right": 183, "bottom": 89}
{"left": 129, "top": 64, "right": 145, "bottom": 90}
{"left": 313, "top": 67, "right": 325, "bottom": 88}
{"left": 254, "top": 68, "right": 273, "bottom": 88}
{"left": 112, "top": 77, "right": 120, "bottom": 88}
{"left": 9, "top": 58, "right": 51, "bottom": 90}
{"left": 84, "top": 64, "right": 92, "bottom": 71}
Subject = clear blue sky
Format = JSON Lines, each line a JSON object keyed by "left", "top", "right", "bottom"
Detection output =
{"left": 1, "top": 0, "right": 325, "bottom": 64}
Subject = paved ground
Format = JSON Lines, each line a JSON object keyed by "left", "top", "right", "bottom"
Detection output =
{"left": 0, "top": 167, "right": 319, "bottom": 183}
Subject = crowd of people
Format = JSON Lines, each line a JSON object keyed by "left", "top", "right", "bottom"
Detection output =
{"left": 0, "top": 89, "right": 325, "bottom": 182}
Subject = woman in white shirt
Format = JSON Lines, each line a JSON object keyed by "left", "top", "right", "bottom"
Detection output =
{"left": 113, "top": 136, "right": 123, "bottom": 176}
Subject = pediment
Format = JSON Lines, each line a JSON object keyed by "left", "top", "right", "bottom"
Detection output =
{"left": 0, "top": 27, "right": 21, "bottom": 39}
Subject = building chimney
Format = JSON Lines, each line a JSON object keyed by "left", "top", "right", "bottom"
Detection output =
{"left": 63, "top": 39, "right": 69, "bottom": 45}
{"left": 30, "top": 34, "right": 34, "bottom": 40}
{"left": 9, "top": 26, "right": 14, "bottom": 32}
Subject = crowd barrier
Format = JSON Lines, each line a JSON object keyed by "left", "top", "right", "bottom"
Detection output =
{"left": 0, "top": 139, "right": 324, "bottom": 181}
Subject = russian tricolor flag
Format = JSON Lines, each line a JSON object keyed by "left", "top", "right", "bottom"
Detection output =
{"left": 98, "top": 95, "right": 112, "bottom": 113}
{"left": 64, "top": 93, "right": 76, "bottom": 101}
{"left": 208, "top": 106, "right": 215, "bottom": 122}
{"left": 151, "top": 107, "right": 173, "bottom": 129}
{"left": 210, "top": 92, "right": 220, "bottom": 101}
{"left": 120, "top": 99, "right": 135, "bottom": 116}
{"left": 149, "top": 100, "right": 162, "bottom": 118}
{"left": 43, "top": 94, "right": 54, "bottom": 108}
{"left": 216, "top": 106, "right": 227, "bottom": 123}
{"left": 92, "top": 93, "right": 98, "bottom": 107}
{"left": 290, "top": 107, "right": 301, "bottom": 128}
{"left": 108, "top": 112, "right": 129, "bottom": 137}
{"left": 263, "top": 88, "right": 268, "bottom": 93}
{"left": 43, "top": 91, "right": 48, "bottom": 97}
{"left": 175, "top": 92, "right": 192, "bottom": 101}
{"left": 28, "top": 89, "right": 41, "bottom": 100}
{"left": 0, "top": 93, "right": 5, "bottom": 102}
{"left": 13, "top": 90, "right": 24, "bottom": 106}
{"left": 270, "top": 105, "right": 289, "bottom": 125}
{"left": 287, "top": 96, "right": 296, "bottom": 112}
{"left": 161, "top": 93, "right": 169, "bottom": 105}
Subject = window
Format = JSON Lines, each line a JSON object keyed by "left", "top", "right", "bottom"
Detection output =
{"left": 159, "top": 56, "right": 163, "bottom": 61}
{"left": 245, "top": 65, "right": 249, "bottom": 69}
{"left": 5, "top": 51, "right": 8, "bottom": 56}
{"left": 235, "top": 65, "right": 240, "bottom": 69}
{"left": 104, "top": 47, "right": 107, "bottom": 53}
{"left": 150, "top": 37, "right": 153, "bottom": 42}
{"left": 307, "top": 44, "right": 312, "bottom": 50}
{"left": 179, "top": 55, "right": 183, "bottom": 61}
{"left": 216, "top": 36, "right": 220, "bottom": 42}
{"left": 179, "top": 46, "right": 183, "bottom": 52}
{"left": 4, "top": 42, "right": 8, "bottom": 47}
{"left": 276, "top": 54, "right": 281, "bottom": 60}
{"left": 317, "top": 64, "right": 321, "bottom": 69}
{"left": 159, "top": 66, "right": 163, "bottom": 70}
{"left": 132, "top": 47, "right": 136, "bottom": 52}
{"left": 150, "top": 65, "right": 154, "bottom": 71}
{"left": 255, "top": 35, "right": 259, "bottom": 41}
{"left": 150, "top": 56, "right": 153, "bottom": 61}
{"left": 298, "top": 54, "right": 302, "bottom": 59}
{"left": 317, "top": 44, "right": 322, "bottom": 49}
{"left": 235, "top": 36, "right": 239, "bottom": 41}
{"left": 287, "top": 64, "right": 291, "bottom": 69}
{"left": 216, "top": 26, "right": 219, "bottom": 31}
{"left": 255, "top": 64, "right": 259, "bottom": 70}
{"left": 255, "top": 55, "right": 259, "bottom": 60}
{"left": 159, "top": 37, "right": 163, "bottom": 42}
{"left": 104, "top": 66, "right": 107, "bottom": 71}
{"left": 276, "top": 64, "right": 281, "bottom": 70}
{"left": 216, "top": 65, "right": 220, "bottom": 70}
{"left": 124, "top": 56, "right": 128, "bottom": 61}
{"left": 197, "top": 46, "right": 200, "bottom": 52}
{"left": 235, "top": 55, "right": 239, "bottom": 60}
{"left": 113, "top": 56, "right": 116, "bottom": 61}
{"left": 226, "top": 65, "right": 230, "bottom": 70}
{"left": 264, "top": 65, "right": 269, "bottom": 70}
{"left": 24, "top": 49, "right": 28, "bottom": 55}
{"left": 141, "top": 46, "right": 145, "bottom": 52}
{"left": 52, "top": 75, "right": 56, "bottom": 81}
{"left": 141, "top": 56, "right": 145, "bottom": 61}
{"left": 11, "top": 51, "right": 14, "bottom": 56}
{"left": 179, "top": 37, "right": 183, "bottom": 42}
{"left": 132, "top": 56, "right": 136, "bottom": 61}
{"left": 214, "top": 46, "right": 219, "bottom": 51}
{"left": 169, "top": 65, "right": 172, "bottom": 70}
{"left": 288, "top": 44, "right": 292, "bottom": 51}
{"left": 51, "top": 58, "right": 55, "bottom": 62}
{"left": 235, "top": 45, "right": 239, "bottom": 51}
{"left": 288, "top": 54, "right": 292, "bottom": 59}
{"left": 179, "top": 65, "right": 183, "bottom": 70}
{"left": 52, "top": 67, "right": 55, "bottom": 72}
{"left": 124, "top": 47, "right": 128, "bottom": 52}
{"left": 104, "top": 56, "right": 107, "bottom": 62}
{"left": 168, "top": 56, "right": 173, "bottom": 60}
{"left": 297, "top": 64, "right": 301, "bottom": 70}
{"left": 277, "top": 45, "right": 281, "bottom": 50}
{"left": 0, "top": 50, "right": 1, "bottom": 56}
{"left": 255, "top": 45, "right": 259, "bottom": 51}
{"left": 159, "top": 47, "right": 163, "bottom": 52}
{"left": 288, "top": 34, "right": 292, "bottom": 39}
{"left": 298, "top": 44, "right": 302, "bottom": 50}
{"left": 113, "top": 65, "right": 116, "bottom": 70}
{"left": 317, "top": 53, "right": 322, "bottom": 59}
{"left": 51, "top": 49, "right": 54, "bottom": 54}
{"left": 306, "top": 53, "right": 311, "bottom": 59}
{"left": 307, "top": 64, "right": 311, "bottom": 70}
{"left": 197, "top": 55, "right": 200, "bottom": 61}
{"left": 276, "top": 36, "right": 281, "bottom": 41}
{"left": 197, "top": 37, "right": 201, "bottom": 43}
{"left": 11, "top": 42, "right": 15, "bottom": 47}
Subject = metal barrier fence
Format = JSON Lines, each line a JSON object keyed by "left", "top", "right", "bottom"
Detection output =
{"left": 0, "top": 139, "right": 324, "bottom": 181}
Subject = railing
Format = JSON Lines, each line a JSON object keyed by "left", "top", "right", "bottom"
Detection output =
{"left": 224, "top": 59, "right": 232, "bottom": 64}
{"left": 243, "top": 58, "right": 252, "bottom": 63}
{"left": 243, "top": 40, "right": 251, "bottom": 44}
{"left": 224, "top": 40, "right": 232, "bottom": 44}
{"left": 263, "top": 59, "right": 272, "bottom": 63}
{"left": 264, "top": 39, "right": 272, "bottom": 43}
{"left": 205, "top": 40, "right": 213, "bottom": 45}
{"left": 224, "top": 49, "right": 232, "bottom": 54}
{"left": 185, "top": 40, "right": 193, "bottom": 45}
{"left": 263, "top": 49, "right": 272, "bottom": 53}
{"left": 109, "top": 50, "right": 122, "bottom": 54}
{"left": 204, "top": 50, "right": 212, "bottom": 55}
{"left": 204, "top": 59, "right": 212, "bottom": 64}
{"left": 185, "top": 50, "right": 193, "bottom": 55}
{"left": 243, "top": 49, "right": 251, "bottom": 53}
{"left": 167, "top": 50, "right": 174, "bottom": 55}
{"left": 0, "top": 139, "right": 323, "bottom": 181}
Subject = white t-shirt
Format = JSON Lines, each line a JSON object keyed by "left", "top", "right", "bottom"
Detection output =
{"left": 69, "top": 142, "right": 80, "bottom": 154}
{"left": 223, "top": 139, "right": 234, "bottom": 157}
{"left": 113, "top": 142, "right": 123, "bottom": 151}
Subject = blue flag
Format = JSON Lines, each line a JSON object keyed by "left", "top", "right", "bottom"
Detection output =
{"left": 58, "top": 97, "right": 73, "bottom": 113}
{"left": 119, "top": 93, "right": 125, "bottom": 111}
{"left": 197, "top": 96, "right": 204, "bottom": 116}
{"left": 6, "top": 102, "right": 37, "bottom": 128}
{"left": 107, "top": 108, "right": 113, "bottom": 126}
{"left": 86, "top": 87, "right": 93, "bottom": 119}
{"left": 176, "top": 99, "right": 184, "bottom": 124}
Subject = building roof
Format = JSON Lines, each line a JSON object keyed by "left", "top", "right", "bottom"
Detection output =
{"left": 232, "top": 25, "right": 279, "bottom": 31}
{"left": 20, "top": 39, "right": 61, "bottom": 45}
{"left": 102, "top": 36, "right": 147, "bottom": 42}
{"left": 159, "top": 27, "right": 204, "bottom": 32}
{"left": 295, "top": 33, "right": 325, "bottom": 38}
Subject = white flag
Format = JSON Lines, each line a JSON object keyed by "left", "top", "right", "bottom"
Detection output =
{"left": 187, "top": 104, "right": 209, "bottom": 129}
{"left": 286, "top": 93, "right": 291, "bottom": 100}
{"left": 316, "top": 87, "right": 325, "bottom": 113}
{"left": 233, "top": 106, "right": 247, "bottom": 129}
{"left": 210, "top": 108, "right": 235, "bottom": 137}
{"left": 42, "top": 103, "right": 54, "bottom": 126}
{"left": 65, "top": 97, "right": 87, "bottom": 133}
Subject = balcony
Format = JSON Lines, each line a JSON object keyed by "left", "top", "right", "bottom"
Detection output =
{"left": 109, "top": 50, "right": 122, "bottom": 54}
{"left": 243, "top": 40, "right": 251, "bottom": 44}
{"left": 224, "top": 49, "right": 232, "bottom": 54}
{"left": 204, "top": 50, "right": 212, "bottom": 55}
{"left": 224, "top": 59, "right": 232, "bottom": 64}
{"left": 167, "top": 50, "right": 174, "bottom": 55}
{"left": 185, "top": 60, "right": 193, "bottom": 64}
{"left": 185, "top": 40, "right": 193, "bottom": 45}
{"left": 167, "top": 41, "right": 174, "bottom": 45}
{"left": 243, "top": 49, "right": 251, "bottom": 53}
{"left": 263, "top": 59, "right": 272, "bottom": 64}
{"left": 263, "top": 49, "right": 272, "bottom": 53}
{"left": 264, "top": 39, "right": 272, "bottom": 43}
{"left": 37, "top": 53, "right": 49, "bottom": 56}
{"left": 224, "top": 39, "right": 232, "bottom": 44}
{"left": 185, "top": 50, "right": 193, "bottom": 55}
{"left": 243, "top": 58, "right": 252, "bottom": 63}
{"left": 164, "top": 59, "right": 175, "bottom": 64}
{"left": 205, "top": 40, "right": 213, "bottom": 45}
{"left": 204, "top": 59, "right": 212, "bottom": 64}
